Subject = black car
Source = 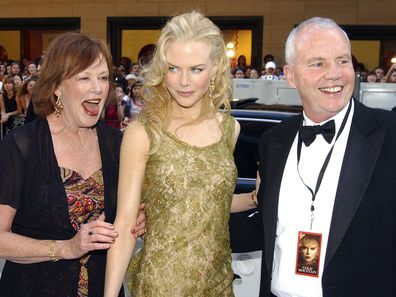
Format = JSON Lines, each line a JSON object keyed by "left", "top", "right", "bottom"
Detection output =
{"left": 229, "top": 101, "right": 301, "bottom": 297}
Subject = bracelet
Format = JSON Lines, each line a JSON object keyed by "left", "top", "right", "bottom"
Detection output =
{"left": 48, "top": 240, "right": 59, "bottom": 262}
{"left": 251, "top": 190, "right": 258, "bottom": 207}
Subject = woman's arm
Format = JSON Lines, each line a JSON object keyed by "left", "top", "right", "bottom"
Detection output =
{"left": 383, "top": 64, "right": 396, "bottom": 82}
{"left": 0, "top": 95, "right": 7, "bottom": 122}
{"left": 104, "top": 120, "right": 150, "bottom": 297}
{"left": 229, "top": 117, "right": 255, "bottom": 213}
{"left": 5, "top": 94, "right": 21, "bottom": 118}
{"left": 0, "top": 204, "right": 53, "bottom": 263}
{"left": 117, "top": 104, "right": 125, "bottom": 127}
{"left": 231, "top": 170, "right": 260, "bottom": 213}
{"left": 231, "top": 192, "right": 258, "bottom": 213}
{"left": 116, "top": 97, "right": 125, "bottom": 124}
{"left": 15, "top": 94, "right": 24, "bottom": 114}
{"left": 0, "top": 205, "right": 118, "bottom": 263}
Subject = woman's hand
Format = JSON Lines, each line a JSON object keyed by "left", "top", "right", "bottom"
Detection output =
{"left": 1, "top": 113, "right": 9, "bottom": 123}
{"left": 131, "top": 203, "right": 146, "bottom": 238}
{"left": 59, "top": 213, "right": 119, "bottom": 260}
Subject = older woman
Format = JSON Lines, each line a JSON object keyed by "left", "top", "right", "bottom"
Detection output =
{"left": 0, "top": 32, "right": 143, "bottom": 297}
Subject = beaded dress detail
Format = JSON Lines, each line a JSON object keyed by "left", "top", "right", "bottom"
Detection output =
{"left": 127, "top": 114, "right": 237, "bottom": 296}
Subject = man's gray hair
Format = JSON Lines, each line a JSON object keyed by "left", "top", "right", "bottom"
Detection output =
{"left": 285, "top": 17, "right": 350, "bottom": 65}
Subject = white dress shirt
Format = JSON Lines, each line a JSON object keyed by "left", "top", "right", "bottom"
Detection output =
{"left": 271, "top": 100, "right": 354, "bottom": 297}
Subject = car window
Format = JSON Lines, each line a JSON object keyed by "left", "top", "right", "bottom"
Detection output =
{"left": 234, "top": 120, "right": 277, "bottom": 179}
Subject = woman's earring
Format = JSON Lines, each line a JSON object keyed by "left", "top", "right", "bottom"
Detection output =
{"left": 209, "top": 78, "right": 215, "bottom": 100}
{"left": 54, "top": 95, "right": 64, "bottom": 118}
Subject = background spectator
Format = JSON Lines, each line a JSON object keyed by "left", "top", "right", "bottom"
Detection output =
{"left": 234, "top": 67, "right": 245, "bottom": 79}
{"left": 374, "top": 66, "right": 385, "bottom": 82}
{"left": 260, "top": 61, "right": 280, "bottom": 80}
{"left": 249, "top": 68, "right": 259, "bottom": 79}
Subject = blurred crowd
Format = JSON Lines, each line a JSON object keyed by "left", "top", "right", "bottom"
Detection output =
{"left": 1, "top": 52, "right": 395, "bottom": 139}
{"left": 0, "top": 55, "right": 146, "bottom": 139}
{"left": 231, "top": 53, "right": 396, "bottom": 84}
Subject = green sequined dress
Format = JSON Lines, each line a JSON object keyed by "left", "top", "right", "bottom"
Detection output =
{"left": 127, "top": 114, "right": 237, "bottom": 297}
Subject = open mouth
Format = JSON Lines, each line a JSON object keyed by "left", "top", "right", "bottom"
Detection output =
{"left": 82, "top": 99, "right": 101, "bottom": 116}
{"left": 319, "top": 86, "right": 343, "bottom": 94}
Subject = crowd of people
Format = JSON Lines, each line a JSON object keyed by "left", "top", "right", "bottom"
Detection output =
{"left": 355, "top": 63, "right": 396, "bottom": 83}
{"left": 232, "top": 55, "right": 285, "bottom": 80}
{"left": 0, "top": 52, "right": 148, "bottom": 138}
{"left": 0, "top": 59, "right": 41, "bottom": 137}
{"left": 1, "top": 32, "right": 396, "bottom": 138}
{"left": 0, "top": 11, "right": 395, "bottom": 297}
{"left": 231, "top": 54, "right": 396, "bottom": 84}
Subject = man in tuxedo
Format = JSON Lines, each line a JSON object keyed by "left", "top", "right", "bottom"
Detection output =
{"left": 254, "top": 17, "right": 396, "bottom": 297}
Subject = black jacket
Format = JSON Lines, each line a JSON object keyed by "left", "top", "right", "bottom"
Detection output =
{"left": 0, "top": 118, "right": 123, "bottom": 297}
{"left": 257, "top": 100, "right": 396, "bottom": 297}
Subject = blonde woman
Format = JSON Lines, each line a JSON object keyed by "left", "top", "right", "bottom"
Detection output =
{"left": 105, "top": 11, "right": 259, "bottom": 297}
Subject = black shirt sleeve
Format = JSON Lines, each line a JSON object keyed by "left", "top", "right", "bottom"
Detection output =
{"left": 0, "top": 132, "right": 26, "bottom": 209}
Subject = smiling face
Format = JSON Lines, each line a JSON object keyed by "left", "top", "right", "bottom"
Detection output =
{"left": 165, "top": 40, "right": 216, "bottom": 114}
{"left": 284, "top": 26, "right": 355, "bottom": 123}
{"left": 28, "top": 63, "right": 37, "bottom": 75}
{"left": 55, "top": 55, "right": 109, "bottom": 128}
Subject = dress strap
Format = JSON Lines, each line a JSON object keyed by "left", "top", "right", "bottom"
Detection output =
{"left": 137, "top": 117, "right": 155, "bottom": 151}
{"left": 220, "top": 112, "right": 235, "bottom": 151}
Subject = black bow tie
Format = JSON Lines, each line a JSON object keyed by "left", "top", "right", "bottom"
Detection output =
{"left": 299, "top": 120, "right": 336, "bottom": 146}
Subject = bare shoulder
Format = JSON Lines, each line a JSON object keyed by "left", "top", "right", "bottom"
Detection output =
{"left": 121, "top": 121, "right": 150, "bottom": 153}
{"left": 123, "top": 121, "right": 149, "bottom": 140}
{"left": 215, "top": 112, "right": 239, "bottom": 130}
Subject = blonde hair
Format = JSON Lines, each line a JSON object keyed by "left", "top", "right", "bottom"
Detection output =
{"left": 139, "top": 11, "right": 232, "bottom": 153}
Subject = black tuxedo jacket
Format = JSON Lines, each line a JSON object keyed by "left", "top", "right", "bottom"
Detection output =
{"left": 257, "top": 100, "right": 396, "bottom": 297}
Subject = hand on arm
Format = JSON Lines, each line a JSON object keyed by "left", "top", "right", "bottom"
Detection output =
{"left": 104, "top": 121, "right": 150, "bottom": 297}
{"left": 0, "top": 205, "right": 119, "bottom": 264}
{"left": 231, "top": 170, "right": 261, "bottom": 213}
{"left": 131, "top": 203, "right": 146, "bottom": 238}
{"left": 56, "top": 213, "right": 119, "bottom": 260}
